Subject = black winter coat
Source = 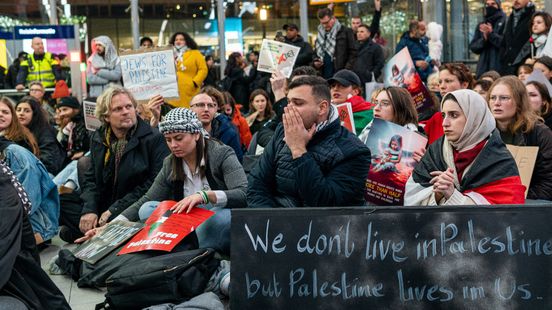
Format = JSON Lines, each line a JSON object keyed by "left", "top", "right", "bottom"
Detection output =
{"left": 247, "top": 117, "right": 371, "bottom": 208}
{"left": 500, "top": 122, "right": 552, "bottom": 201}
{"left": 334, "top": 26, "right": 357, "bottom": 72}
{"left": 34, "top": 126, "right": 65, "bottom": 175}
{"left": 499, "top": 4, "right": 536, "bottom": 75}
{"left": 469, "top": 10, "right": 506, "bottom": 78}
{"left": 284, "top": 35, "right": 314, "bottom": 68}
{"left": 80, "top": 118, "right": 169, "bottom": 218}
{"left": 227, "top": 67, "right": 256, "bottom": 110}
{"left": 353, "top": 39, "right": 385, "bottom": 85}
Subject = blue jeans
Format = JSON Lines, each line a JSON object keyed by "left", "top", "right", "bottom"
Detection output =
{"left": 139, "top": 201, "right": 231, "bottom": 254}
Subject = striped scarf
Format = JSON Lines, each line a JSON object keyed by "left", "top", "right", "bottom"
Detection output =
{"left": 103, "top": 125, "right": 136, "bottom": 184}
{"left": 315, "top": 19, "right": 341, "bottom": 60}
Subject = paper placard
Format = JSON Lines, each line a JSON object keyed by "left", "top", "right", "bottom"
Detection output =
{"left": 118, "top": 201, "right": 214, "bottom": 255}
{"left": 506, "top": 145, "right": 539, "bottom": 198}
{"left": 365, "top": 119, "right": 428, "bottom": 205}
{"left": 120, "top": 47, "right": 179, "bottom": 101}
{"left": 383, "top": 47, "right": 433, "bottom": 115}
{"left": 335, "top": 102, "right": 356, "bottom": 134}
{"left": 83, "top": 100, "right": 101, "bottom": 131}
{"left": 257, "top": 39, "right": 301, "bottom": 78}
{"left": 72, "top": 220, "right": 144, "bottom": 264}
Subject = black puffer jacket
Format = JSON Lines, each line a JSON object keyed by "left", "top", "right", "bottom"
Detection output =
{"left": 500, "top": 122, "right": 552, "bottom": 201}
{"left": 80, "top": 118, "right": 169, "bottom": 218}
{"left": 247, "top": 117, "right": 371, "bottom": 208}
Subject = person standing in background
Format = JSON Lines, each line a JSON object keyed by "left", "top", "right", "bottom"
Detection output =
{"left": 86, "top": 35, "right": 122, "bottom": 98}
{"left": 166, "top": 32, "right": 208, "bottom": 108}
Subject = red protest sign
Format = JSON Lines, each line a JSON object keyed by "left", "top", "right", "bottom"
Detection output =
{"left": 118, "top": 200, "right": 214, "bottom": 255}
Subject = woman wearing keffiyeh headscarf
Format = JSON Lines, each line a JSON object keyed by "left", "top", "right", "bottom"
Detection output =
{"left": 404, "top": 89, "right": 525, "bottom": 205}
{"left": 87, "top": 35, "right": 122, "bottom": 98}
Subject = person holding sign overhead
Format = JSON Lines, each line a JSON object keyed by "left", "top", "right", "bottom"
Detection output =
{"left": 166, "top": 32, "right": 208, "bottom": 108}
{"left": 405, "top": 89, "right": 526, "bottom": 205}
{"left": 487, "top": 76, "right": 552, "bottom": 201}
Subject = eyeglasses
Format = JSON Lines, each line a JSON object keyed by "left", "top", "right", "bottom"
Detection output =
{"left": 373, "top": 100, "right": 391, "bottom": 108}
{"left": 489, "top": 95, "right": 512, "bottom": 102}
{"left": 191, "top": 102, "right": 217, "bottom": 109}
{"left": 30, "top": 88, "right": 43, "bottom": 92}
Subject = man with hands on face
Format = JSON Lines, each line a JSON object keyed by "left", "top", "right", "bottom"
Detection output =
{"left": 247, "top": 76, "right": 371, "bottom": 208}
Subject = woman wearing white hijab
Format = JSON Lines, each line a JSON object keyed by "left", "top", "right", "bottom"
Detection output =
{"left": 405, "top": 89, "right": 525, "bottom": 205}
{"left": 86, "top": 35, "right": 122, "bottom": 98}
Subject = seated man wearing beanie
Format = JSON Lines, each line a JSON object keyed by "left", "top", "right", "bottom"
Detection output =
{"left": 328, "top": 69, "right": 374, "bottom": 134}
{"left": 248, "top": 76, "right": 371, "bottom": 208}
{"left": 57, "top": 96, "right": 90, "bottom": 161}
{"left": 58, "top": 86, "right": 169, "bottom": 242}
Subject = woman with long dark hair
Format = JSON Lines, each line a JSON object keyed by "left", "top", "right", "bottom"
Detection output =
{"left": 224, "top": 52, "right": 256, "bottom": 112}
{"left": 166, "top": 32, "right": 208, "bottom": 108}
{"left": 246, "top": 89, "right": 275, "bottom": 135}
{"left": 16, "top": 96, "right": 65, "bottom": 174}
{"left": 0, "top": 97, "right": 39, "bottom": 156}
{"left": 115, "top": 108, "right": 247, "bottom": 254}
{"left": 526, "top": 80, "right": 552, "bottom": 128}
{"left": 0, "top": 97, "right": 60, "bottom": 244}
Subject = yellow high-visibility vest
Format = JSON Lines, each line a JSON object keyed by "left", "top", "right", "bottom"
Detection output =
{"left": 20, "top": 52, "right": 59, "bottom": 88}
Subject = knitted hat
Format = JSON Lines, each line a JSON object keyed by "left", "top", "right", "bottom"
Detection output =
{"left": 57, "top": 96, "right": 81, "bottom": 109}
{"left": 52, "top": 80, "right": 70, "bottom": 99}
{"left": 159, "top": 108, "right": 203, "bottom": 135}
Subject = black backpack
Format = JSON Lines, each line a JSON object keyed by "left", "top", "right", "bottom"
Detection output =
{"left": 96, "top": 248, "right": 219, "bottom": 310}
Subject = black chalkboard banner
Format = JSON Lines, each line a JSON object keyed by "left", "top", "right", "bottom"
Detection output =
{"left": 230, "top": 206, "right": 552, "bottom": 309}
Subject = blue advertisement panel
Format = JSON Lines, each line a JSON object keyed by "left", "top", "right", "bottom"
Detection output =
{"left": 15, "top": 25, "right": 75, "bottom": 39}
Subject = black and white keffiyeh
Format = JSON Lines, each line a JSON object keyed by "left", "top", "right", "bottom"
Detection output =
{"left": 159, "top": 108, "right": 203, "bottom": 135}
{"left": 315, "top": 19, "right": 341, "bottom": 60}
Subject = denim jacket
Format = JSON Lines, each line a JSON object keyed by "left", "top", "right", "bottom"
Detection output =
{"left": 2, "top": 144, "right": 60, "bottom": 241}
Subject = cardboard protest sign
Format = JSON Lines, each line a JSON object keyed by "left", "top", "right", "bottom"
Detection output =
{"left": 258, "top": 39, "right": 301, "bottom": 78}
{"left": 506, "top": 145, "right": 539, "bottom": 197}
{"left": 335, "top": 102, "right": 356, "bottom": 134}
{"left": 73, "top": 220, "right": 144, "bottom": 264}
{"left": 120, "top": 47, "right": 179, "bottom": 101}
{"left": 231, "top": 206, "right": 552, "bottom": 309}
{"left": 365, "top": 119, "right": 428, "bottom": 205}
{"left": 83, "top": 100, "right": 101, "bottom": 131}
{"left": 118, "top": 201, "right": 214, "bottom": 255}
{"left": 383, "top": 48, "right": 433, "bottom": 114}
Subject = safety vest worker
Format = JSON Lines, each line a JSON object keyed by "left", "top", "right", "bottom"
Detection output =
{"left": 15, "top": 37, "right": 61, "bottom": 90}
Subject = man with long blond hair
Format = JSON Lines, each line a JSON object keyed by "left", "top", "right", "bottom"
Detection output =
{"left": 58, "top": 86, "right": 169, "bottom": 242}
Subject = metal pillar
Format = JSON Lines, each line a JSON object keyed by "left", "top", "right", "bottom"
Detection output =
{"left": 217, "top": 0, "right": 226, "bottom": 77}
{"left": 70, "top": 24, "right": 85, "bottom": 100}
{"left": 131, "top": 0, "right": 140, "bottom": 49}
{"left": 49, "top": 0, "right": 58, "bottom": 24}
{"left": 299, "top": 0, "right": 309, "bottom": 42}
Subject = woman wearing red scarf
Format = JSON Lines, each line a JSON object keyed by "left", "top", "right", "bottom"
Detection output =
{"left": 405, "top": 89, "right": 525, "bottom": 205}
